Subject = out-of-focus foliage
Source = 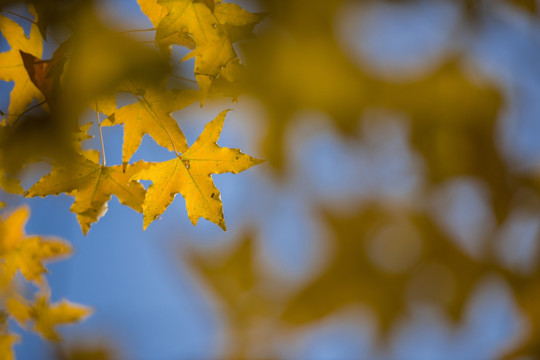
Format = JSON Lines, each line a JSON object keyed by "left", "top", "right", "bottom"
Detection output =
{"left": 0, "top": 206, "right": 91, "bottom": 358}
{"left": 186, "top": 232, "right": 283, "bottom": 360}
{"left": 54, "top": 342, "right": 118, "bottom": 360}
{"left": 181, "top": 0, "right": 540, "bottom": 359}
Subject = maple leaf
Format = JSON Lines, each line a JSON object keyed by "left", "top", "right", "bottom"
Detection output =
{"left": 20, "top": 39, "right": 119, "bottom": 118}
{"left": 134, "top": 110, "right": 263, "bottom": 230}
{"left": 19, "top": 39, "right": 71, "bottom": 104}
{"left": 0, "top": 206, "right": 71, "bottom": 284}
{"left": 7, "top": 292, "right": 92, "bottom": 341}
{"left": 0, "top": 8, "right": 44, "bottom": 124}
{"left": 102, "top": 86, "right": 199, "bottom": 165}
{"left": 155, "top": 0, "right": 262, "bottom": 101}
{"left": 26, "top": 153, "right": 150, "bottom": 234}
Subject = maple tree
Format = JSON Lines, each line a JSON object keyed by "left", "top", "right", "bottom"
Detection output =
{"left": 0, "top": 0, "right": 540, "bottom": 358}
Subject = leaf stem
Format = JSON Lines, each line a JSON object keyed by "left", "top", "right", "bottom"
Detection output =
{"left": 120, "top": 28, "right": 155, "bottom": 34}
{"left": 171, "top": 73, "right": 197, "bottom": 84}
{"left": 11, "top": 100, "right": 47, "bottom": 125}
{"left": 95, "top": 101, "right": 107, "bottom": 166}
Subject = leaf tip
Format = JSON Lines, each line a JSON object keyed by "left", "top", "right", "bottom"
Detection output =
{"left": 219, "top": 220, "right": 227, "bottom": 231}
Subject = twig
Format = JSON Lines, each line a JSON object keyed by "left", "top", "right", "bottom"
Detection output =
{"left": 120, "top": 28, "right": 155, "bottom": 34}
{"left": 95, "top": 100, "right": 107, "bottom": 166}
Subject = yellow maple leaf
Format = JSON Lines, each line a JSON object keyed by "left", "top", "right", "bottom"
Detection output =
{"left": 134, "top": 110, "right": 263, "bottom": 230}
{"left": 7, "top": 293, "right": 92, "bottom": 341}
{"left": 102, "top": 87, "right": 199, "bottom": 164}
{"left": 155, "top": 0, "right": 261, "bottom": 101}
{"left": 0, "top": 206, "right": 71, "bottom": 284}
{"left": 0, "top": 8, "right": 43, "bottom": 124}
{"left": 26, "top": 154, "right": 150, "bottom": 234}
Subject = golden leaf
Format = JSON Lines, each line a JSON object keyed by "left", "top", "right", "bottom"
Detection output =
{"left": 0, "top": 206, "right": 71, "bottom": 284}
{"left": 7, "top": 293, "right": 92, "bottom": 341}
{"left": 155, "top": 0, "right": 261, "bottom": 100}
{"left": 134, "top": 110, "right": 263, "bottom": 230}
{"left": 102, "top": 86, "right": 199, "bottom": 164}
{"left": 0, "top": 8, "right": 43, "bottom": 124}
{"left": 27, "top": 155, "right": 150, "bottom": 234}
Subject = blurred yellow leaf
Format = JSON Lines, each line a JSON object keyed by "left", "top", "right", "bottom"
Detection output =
{"left": 0, "top": 206, "right": 71, "bottom": 284}
{"left": 55, "top": 342, "right": 118, "bottom": 360}
{"left": 7, "top": 293, "right": 92, "bottom": 341}
{"left": 134, "top": 110, "right": 263, "bottom": 230}
{"left": 0, "top": 170, "right": 23, "bottom": 195}
{"left": 0, "top": 332, "right": 19, "bottom": 360}
{"left": 281, "top": 204, "right": 490, "bottom": 333}
{"left": 59, "top": 10, "right": 169, "bottom": 117}
{"left": 187, "top": 232, "right": 282, "bottom": 359}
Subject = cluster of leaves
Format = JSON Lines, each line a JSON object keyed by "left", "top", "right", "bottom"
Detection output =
{"left": 0, "top": 0, "right": 263, "bottom": 356}
{"left": 0, "top": 0, "right": 263, "bottom": 234}
{"left": 1, "top": 0, "right": 540, "bottom": 358}
{"left": 0, "top": 206, "right": 91, "bottom": 359}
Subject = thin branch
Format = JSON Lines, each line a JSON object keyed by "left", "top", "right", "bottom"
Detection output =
{"left": 12, "top": 100, "right": 47, "bottom": 125}
{"left": 171, "top": 73, "right": 197, "bottom": 84}
{"left": 2, "top": 9, "right": 35, "bottom": 26}
{"left": 120, "top": 28, "right": 155, "bottom": 34}
{"left": 95, "top": 100, "right": 107, "bottom": 166}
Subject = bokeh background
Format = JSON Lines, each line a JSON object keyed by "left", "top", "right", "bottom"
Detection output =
{"left": 2, "top": 0, "right": 540, "bottom": 359}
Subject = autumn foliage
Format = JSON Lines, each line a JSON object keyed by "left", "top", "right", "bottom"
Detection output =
{"left": 1, "top": 0, "right": 540, "bottom": 359}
